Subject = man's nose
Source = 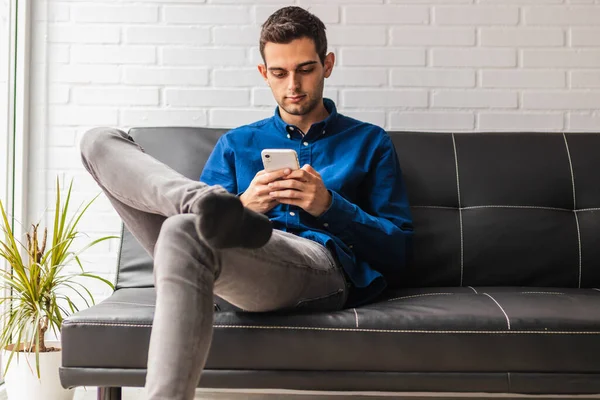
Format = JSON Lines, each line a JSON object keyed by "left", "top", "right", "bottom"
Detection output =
{"left": 287, "top": 73, "right": 300, "bottom": 91}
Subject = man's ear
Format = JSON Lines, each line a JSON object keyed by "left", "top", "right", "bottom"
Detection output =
{"left": 258, "top": 64, "right": 268, "bottom": 82}
{"left": 323, "top": 52, "right": 335, "bottom": 78}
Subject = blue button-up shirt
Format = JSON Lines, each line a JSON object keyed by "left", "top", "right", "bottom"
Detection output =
{"left": 200, "top": 98, "right": 413, "bottom": 306}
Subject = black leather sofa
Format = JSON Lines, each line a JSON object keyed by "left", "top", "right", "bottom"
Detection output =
{"left": 60, "top": 128, "right": 600, "bottom": 399}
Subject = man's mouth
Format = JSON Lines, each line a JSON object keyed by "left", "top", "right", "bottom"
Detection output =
{"left": 287, "top": 95, "right": 306, "bottom": 102}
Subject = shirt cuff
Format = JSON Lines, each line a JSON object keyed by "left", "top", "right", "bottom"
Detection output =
{"left": 316, "top": 190, "right": 357, "bottom": 234}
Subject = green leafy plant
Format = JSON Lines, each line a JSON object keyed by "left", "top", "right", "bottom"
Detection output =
{"left": 0, "top": 178, "right": 117, "bottom": 378}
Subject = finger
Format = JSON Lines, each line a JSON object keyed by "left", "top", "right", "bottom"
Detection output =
{"left": 275, "top": 198, "right": 303, "bottom": 207}
{"left": 302, "top": 164, "right": 321, "bottom": 178}
{"left": 268, "top": 179, "right": 304, "bottom": 191}
{"left": 284, "top": 168, "right": 311, "bottom": 182}
{"left": 256, "top": 168, "right": 292, "bottom": 184}
{"left": 269, "top": 189, "right": 303, "bottom": 199}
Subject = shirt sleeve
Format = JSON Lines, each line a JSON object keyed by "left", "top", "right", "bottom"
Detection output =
{"left": 199, "top": 135, "right": 238, "bottom": 194}
{"left": 317, "top": 133, "right": 414, "bottom": 274}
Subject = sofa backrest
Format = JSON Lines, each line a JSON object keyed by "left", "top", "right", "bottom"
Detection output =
{"left": 116, "top": 128, "right": 600, "bottom": 290}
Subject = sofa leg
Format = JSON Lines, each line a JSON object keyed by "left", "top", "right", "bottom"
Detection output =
{"left": 97, "top": 387, "right": 122, "bottom": 400}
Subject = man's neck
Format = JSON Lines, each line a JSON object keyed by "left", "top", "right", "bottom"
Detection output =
{"left": 279, "top": 103, "right": 329, "bottom": 135}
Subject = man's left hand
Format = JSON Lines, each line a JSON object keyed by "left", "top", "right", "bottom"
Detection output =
{"left": 267, "top": 164, "right": 332, "bottom": 217}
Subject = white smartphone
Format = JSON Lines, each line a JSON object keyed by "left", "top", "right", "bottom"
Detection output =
{"left": 261, "top": 149, "right": 300, "bottom": 172}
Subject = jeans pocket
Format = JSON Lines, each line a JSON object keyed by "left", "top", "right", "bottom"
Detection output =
{"left": 294, "top": 288, "right": 347, "bottom": 312}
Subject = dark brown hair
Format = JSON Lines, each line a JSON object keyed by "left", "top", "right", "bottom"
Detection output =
{"left": 259, "top": 6, "right": 328, "bottom": 65}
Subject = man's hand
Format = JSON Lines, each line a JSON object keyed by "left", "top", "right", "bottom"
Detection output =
{"left": 267, "top": 164, "right": 332, "bottom": 217}
{"left": 239, "top": 169, "right": 292, "bottom": 214}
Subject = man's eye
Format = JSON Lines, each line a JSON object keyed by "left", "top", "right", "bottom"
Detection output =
{"left": 273, "top": 73, "right": 285, "bottom": 78}
{"left": 299, "top": 69, "right": 313, "bottom": 74}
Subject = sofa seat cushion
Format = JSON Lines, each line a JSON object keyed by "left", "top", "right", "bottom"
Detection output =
{"left": 61, "top": 286, "right": 600, "bottom": 372}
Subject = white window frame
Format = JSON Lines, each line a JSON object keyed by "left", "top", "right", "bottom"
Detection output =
{"left": 0, "top": 0, "right": 31, "bottom": 390}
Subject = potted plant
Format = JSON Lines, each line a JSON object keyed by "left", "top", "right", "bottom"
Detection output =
{"left": 0, "top": 179, "right": 116, "bottom": 400}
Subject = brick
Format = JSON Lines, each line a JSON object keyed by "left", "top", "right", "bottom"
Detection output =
{"left": 123, "top": 67, "right": 209, "bottom": 86}
{"left": 392, "top": 27, "right": 475, "bottom": 46}
{"left": 571, "top": 28, "right": 600, "bottom": 46}
{"left": 328, "top": 27, "right": 386, "bottom": 46}
{"left": 48, "top": 24, "right": 120, "bottom": 44}
{"left": 522, "top": 92, "right": 600, "bottom": 110}
{"left": 327, "top": 68, "right": 388, "bottom": 87}
{"left": 120, "top": 109, "right": 208, "bottom": 127}
{"left": 72, "top": 5, "right": 158, "bottom": 23}
{"left": 481, "top": 70, "right": 565, "bottom": 88}
{"left": 391, "top": 112, "right": 474, "bottom": 130}
{"left": 300, "top": 0, "right": 383, "bottom": 3}
{"left": 338, "top": 110, "right": 386, "bottom": 127}
{"left": 342, "top": 48, "right": 425, "bottom": 66}
{"left": 342, "top": 89, "right": 427, "bottom": 108}
{"left": 209, "top": 109, "right": 273, "bottom": 128}
{"left": 524, "top": 7, "right": 600, "bottom": 25}
{"left": 48, "top": 85, "right": 70, "bottom": 105}
{"left": 72, "top": 45, "right": 156, "bottom": 65}
{"left": 432, "top": 90, "right": 518, "bottom": 108}
{"left": 345, "top": 6, "right": 429, "bottom": 24}
{"left": 125, "top": 27, "right": 210, "bottom": 45}
{"left": 391, "top": 0, "right": 471, "bottom": 3}
{"left": 214, "top": 69, "right": 265, "bottom": 87}
{"left": 33, "top": 3, "right": 69, "bottom": 22}
{"left": 523, "top": 50, "right": 600, "bottom": 68}
{"left": 165, "top": 89, "right": 249, "bottom": 107}
{"left": 47, "top": 44, "right": 70, "bottom": 64}
{"left": 214, "top": 27, "right": 261, "bottom": 46}
{"left": 73, "top": 87, "right": 160, "bottom": 106}
{"left": 432, "top": 49, "right": 516, "bottom": 67}
{"left": 164, "top": 6, "right": 250, "bottom": 24}
{"left": 49, "top": 106, "right": 118, "bottom": 126}
{"left": 161, "top": 48, "right": 246, "bottom": 66}
{"left": 391, "top": 69, "right": 475, "bottom": 88}
{"left": 478, "top": 113, "right": 564, "bottom": 131}
{"left": 49, "top": 65, "right": 120, "bottom": 84}
{"left": 434, "top": 6, "right": 519, "bottom": 25}
{"left": 567, "top": 113, "right": 600, "bottom": 131}
{"left": 48, "top": 148, "right": 87, "bottom": 170}
{"left": 304, "top": 5, "right": 340, "bottom": 23}
{"left": 252, "top": 88, "right": 277, "bottom": 107}
{"left": 480, "top": 28, "right": 565, "bottom": 47}
{"left": 48, "top": 128, "right": 77, "bottom": 147}
{"left": 479, "top": 0, "right": 562, "bottom": 3}
{"left": 571, "top": 71, "right": 600, "bottom": 88}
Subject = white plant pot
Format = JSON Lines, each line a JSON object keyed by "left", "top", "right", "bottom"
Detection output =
{"left": 1, "top": 341, "right": 75, "bottom": 400}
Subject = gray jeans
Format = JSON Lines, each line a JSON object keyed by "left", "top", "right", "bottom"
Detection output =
{"left": 79, "top": 128, "right": 348, "bottom": 400}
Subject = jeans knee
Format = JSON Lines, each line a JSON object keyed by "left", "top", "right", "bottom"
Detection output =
{"left": 80, "top": 127, "right": 127, "bottom": 162}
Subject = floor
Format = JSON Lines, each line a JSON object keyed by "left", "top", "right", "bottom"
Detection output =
{"left": 72, "top": 387, "right": 600, "bottom": 400}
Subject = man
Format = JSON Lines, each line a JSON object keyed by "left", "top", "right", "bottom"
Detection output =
{"left": 80, "top": 6, "right": 412, "bottom": 400}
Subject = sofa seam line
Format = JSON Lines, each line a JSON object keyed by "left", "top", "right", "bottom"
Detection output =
{"left": 483, "top": 293, "right": 511, "bottom": 330}
{"left": 452, "top": 133, "right": 464, "bottom": 287}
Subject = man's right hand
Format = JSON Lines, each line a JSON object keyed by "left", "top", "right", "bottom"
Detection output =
{"left": 240, "top": 169, "right": 292, "bottom": 214}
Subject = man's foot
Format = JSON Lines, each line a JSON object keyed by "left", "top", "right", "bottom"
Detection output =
{"left": 195, "top": 192, "right": 272, "bottom": 249}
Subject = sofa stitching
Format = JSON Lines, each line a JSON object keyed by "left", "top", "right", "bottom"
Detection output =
{"left": 468, "top": 286, "right": 478, "bottom": 294}
{"left": 61, "top": 322, "right": 600, "bottom": 335}
{"left": 412, "top": 205, "right": 600, "bottom": 212}
{"left": 451, "top": 133, "right": 464, "bottom": 287}
{"left": 483, "top": 293, "right": 511, "bottom": 330}
{"left": 563, "top": 133, "right": 582, "bottom": 289}
{"left": 101, "top": 301, "right": 155, "bottom": 307}
{"left": 593, "top": 288, "right": 600, "bottom": 292}
{"left": 387, "top": 293, "right": 454, "bottom": 302}
{"left": 520, "top": 292, "right": 564, "bottom": 295}
{"left": 353, "top": 308, "right": 359, "bottom": 328}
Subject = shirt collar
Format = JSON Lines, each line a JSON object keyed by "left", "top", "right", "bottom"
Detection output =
{"left": 272, "top": 98, "right": 339, "bottom": 136}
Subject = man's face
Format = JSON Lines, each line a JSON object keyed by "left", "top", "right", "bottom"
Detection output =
{"left": 258, "top": 37, "right": 334, "bottom": 118}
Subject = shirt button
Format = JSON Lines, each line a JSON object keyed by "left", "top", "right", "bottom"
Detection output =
{"left": 322, "top": 130, "right": 326, "bottom": 135}
{"left": 349, "top": 245, "right": 354, "bottom": 249}
{"left": 287, "top": 134, "right": 291, "bottom": 139}
{"left": 287, "top": 126, "right": 293, "bottom": 132}
{"left": 289, "top": 212, "right": 295, "bottom": 216}
{"left": 323, "top": 223, "right": 329, "bottom": 228}
{"left": 303, "top": 141, "right": 309, "bottom": 146}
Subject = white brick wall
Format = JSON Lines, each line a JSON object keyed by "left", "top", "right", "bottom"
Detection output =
{"left": 28, "top": 0, "right": 600, "bottom": 301}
